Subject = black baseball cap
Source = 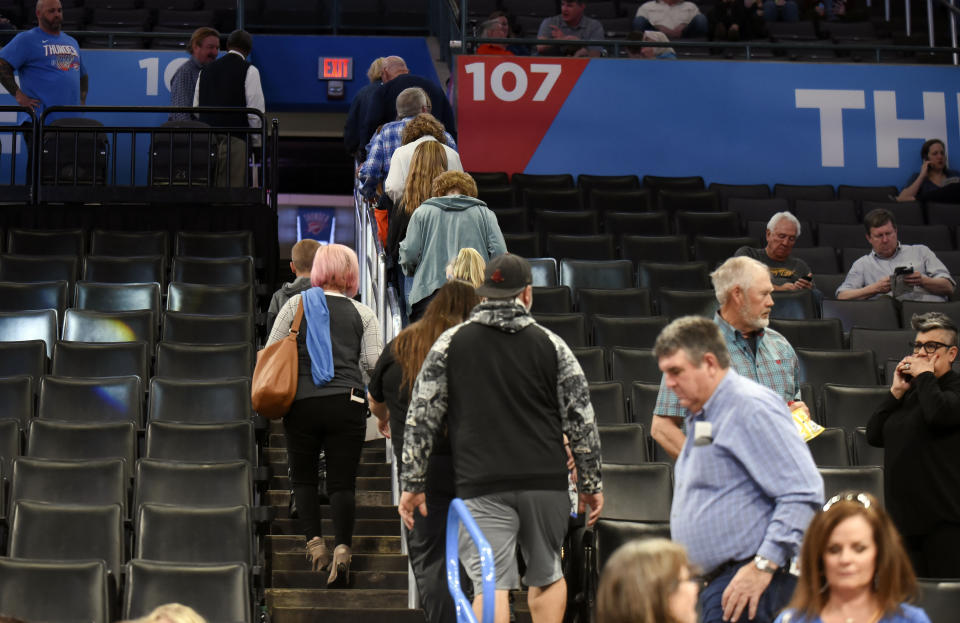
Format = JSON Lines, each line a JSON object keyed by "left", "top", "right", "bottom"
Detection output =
{"left": 475, "top": 253, "right": 533, "bottom": 298}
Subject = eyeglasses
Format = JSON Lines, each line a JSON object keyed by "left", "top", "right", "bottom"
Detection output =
{"left": 909, "top": 340, "right": 953, "bottom": 354}
{"left": 823, "top": 492, "right": 872, "bottom": 512}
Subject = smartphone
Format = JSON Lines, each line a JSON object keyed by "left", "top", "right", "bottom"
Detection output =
{"left": 894, "top": 266, "right": 913, "bottom": 276}
{"left": 803, "top": 273, "right": 813, "bottom": 281}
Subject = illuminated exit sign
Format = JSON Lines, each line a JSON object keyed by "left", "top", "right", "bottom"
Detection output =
{"left": 319, "top": 57, "right": 353, "bottom": 80}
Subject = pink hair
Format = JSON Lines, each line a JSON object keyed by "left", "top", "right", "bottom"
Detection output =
{"left": 310, "top": 243, "right": 360, "bottom": 297}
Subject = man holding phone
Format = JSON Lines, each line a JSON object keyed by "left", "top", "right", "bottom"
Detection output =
{"left": 837, "top": 208, "right": 955, "bottom": 301}
{"left": 735, "top": 212, "right": 816, "bottom": 291}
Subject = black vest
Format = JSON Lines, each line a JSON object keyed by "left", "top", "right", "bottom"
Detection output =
{"left": 197, "top": 52, "right": 250, "bottom": 128}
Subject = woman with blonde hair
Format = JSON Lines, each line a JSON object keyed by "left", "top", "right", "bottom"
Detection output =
{"left": 384, "top": 113, "right": 462, "bottom": 203}
{"left": 774, "top": 493, "right": 930, "bottom": 623}
{"left": 140, "top": 603, "right": 207, "bottom": 623}
{"left": 596, "top": 538, "right": 699, "bottom": 623}
{"left": 446, "top": 247, "right": 486, "bottom": 287}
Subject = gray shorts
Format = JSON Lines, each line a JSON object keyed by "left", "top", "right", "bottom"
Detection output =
{"left": 458, "top": 490, "right": 569, "bottom": 593}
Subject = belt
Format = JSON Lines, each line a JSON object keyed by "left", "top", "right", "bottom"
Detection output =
{"left": 701, "top": 558, "right": 752, "bottom": 586}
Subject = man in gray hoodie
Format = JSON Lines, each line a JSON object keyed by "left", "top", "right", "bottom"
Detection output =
{"left": 267, "top": 238, "right": 320, "bottom": 332}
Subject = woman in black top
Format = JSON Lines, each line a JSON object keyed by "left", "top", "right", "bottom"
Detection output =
{"left": 866, "top": 311, "right": 960, "bottom": 577}
{"left": 368, "top": 280, "right": 480, "bottom": 623}
{"left": 267, "top": 244, "right": 382, "bottom": 587}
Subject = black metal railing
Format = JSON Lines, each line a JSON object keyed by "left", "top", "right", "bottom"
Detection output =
{"left": 0, "top": 105, "right": 278, "bottom": 209}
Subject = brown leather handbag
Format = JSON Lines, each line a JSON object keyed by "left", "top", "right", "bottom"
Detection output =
{"left": 251, "top": 298, "right": 303, "bottom": 420}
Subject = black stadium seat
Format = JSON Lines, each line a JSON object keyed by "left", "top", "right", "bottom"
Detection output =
{"left": 7, "top": 228, "right": 85, "bottom": 256}
{"left": 39, "top": 375, "right": 143, "bottom": 426}
{"left": 769, "top": 318, "right": 844, "bottom": 350}
{"left": 609, "top": 347, "right": 661, "bottom": 385}
{"left": 621, "top": 235, "right": 689, "bottom": 265}
{"left": 52, "top": 341, "right": 149, "bottom": 382}
{"left": 822, "top": 298, "right": 900, "bottom": 332}
{"left": 821, "top": 384, "right": 891, "bottom": 432}
{"left": 167, "top": 282, "right": 255, "bottom": 316}
{"left": 123, "top": 559, "right": 251, "bottom": 623}
{"left": 534, "top": 313, "right": 587, "bottom": 348}
{"left": 528, "top": 257, "right": 558, "bottom": 286}
{"left": 63, "top": 308, "right": 156, "bottom": 351}
{"left": 917, "top": 580, "right": 960, "bottom": 623}
{"left": 0, "top": 375, "right": 33, "bottom": 428}
{"left": 598, "top": 424, "right": 647, "bottom": 463}
{"left": 594, "top": 316, "right": 669, "bottom": 350}
{"left": 171, "top": 256, "right": 256, "bottom": 286}
{"left": 27, "top": 420, "right": 137, "bottom": 478}
{"left": 83, "top": 255, "right": 166, "bottom": 286}
{"left": 560, "top": 259, "right": 633, "bottom": 300}
{"left": 547, "top": 234, "right": 615, "bottom": 261}
{"left": 0, "top": 308, "right": 58, "bottom": 358}
{"left": 601, "top": 463, "right": 672, "bottom": 522}
{"left": 148, "top": 377, "right": 252, "bottom": 424}
{"left": 589, "top": 188, "right": 652, "bottom": 214}
{"left": 0, "top": 280, "right": 68, "bottom": 319}
{"left": 90, "top": 229, "right": 168, "bottom": 258}
{"left": 155, "top": 342, "right": 254, "bottom": 380}
{"left": 589, "top": 382, "right": 628, "bottom": 425}
{"left": 10, "top": 456, "right": 127, "bottom": 517}
{"left": 75, "top": 281, "right": 161, "bottom": 318}
{"left": 145, "top": 421, "right": 257, "bottom": 464}
{"left": 0, "top": 341, "right": 46, "bottom": 391}
{"left": 571, "top": 346, "right": 606, "bottom": 382}
{"left": 578, "top": 288, "right": 652, "bottom": 320}
{"left": 136, "top": 503, "right": 252, "bottom": 565}
{"left": 530, "top": 286, "right": 573, "bottom": 314}
{"left": 806, "top": 427, "right": 849, "bottom": 466}
{"left": 175, "top": 231, "right": 254, "bottom": 258}
{"left": 818, "top": 466, "right": 884, "bottom": 506}
{"left": 0, "top": 558, "right": 111, "bottom": 623}
{"left": 135, "top": 458, "right": 253, "bottom": 511}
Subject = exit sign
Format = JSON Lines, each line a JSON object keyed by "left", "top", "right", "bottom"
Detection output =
{"left": 319, "top": 57, "right": 353, "bottom": 80}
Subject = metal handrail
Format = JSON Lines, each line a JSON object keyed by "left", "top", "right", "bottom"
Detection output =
{"left": 447, "top": 498, "right": 496, "bottom": 623}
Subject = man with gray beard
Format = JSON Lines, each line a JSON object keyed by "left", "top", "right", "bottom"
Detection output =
{"left": 650, "top": 256, "right": 808, "bottom": 459}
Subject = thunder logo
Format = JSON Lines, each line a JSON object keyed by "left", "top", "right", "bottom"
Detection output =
{"left": 43, "top": 44, "right": 80, "bottom": 71}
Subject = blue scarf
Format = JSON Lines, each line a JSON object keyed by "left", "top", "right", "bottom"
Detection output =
{"left": 301, "top": 287, "right": 334, "bottom": 387}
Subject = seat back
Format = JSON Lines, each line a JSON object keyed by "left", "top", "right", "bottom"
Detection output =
{"left": 773, "top": 183, "right": 835, "bottom": 202}
{"left": 83, "top": 255, "right": 166, "bottom": 286}
{"left": 797, "top": 349, "right": 878, "bottom": 397}
{"left": 90, "top": 229, "right": 168, "bottom": 258}
{"left": 525, "top": 188, "right": 582, "bottom": 212}
{"left": 769, "top": 319, "right": 843, "bottom": 350}
{"left": 0, "top": 308, "right": 58, "bottom": 358}
{"left": 794, "top": 199, "right": 858, "bottom": 224}
{"left": 848, "top": 328, "right": 915, "bottom": 382}
{"left": 559, "top": 259, "right": 632, "bottom": 300}
{"left": 0, "top": 418, "right": 21, "bottom": 481}
{"left": 0, "top": 340, "right": 46, "bottom": 388}
{"left": 7, "top": 228, "right": 85, "bottom": 256}
{"left": 597, "top": 424, "right": 647, "bottom": 464}
{"left": 571, "top": 346, "right": 606, "bottom": 382}
{"left": 577, "top": 288, "right": 652, "bottom": 321}
{"left": 174, "top": 231, "right": 254, "bottom": 258}
{"left": 63, "top": 308, "right": 155, "bottom": 351}
{"left": 601, "top": 463, "right": 672, "bottom": 521}
{"left": 171, "top": 256, "right": 255, "bottom": 286}
{"left": 821, "top": 298, "right": 900, "bottom": 332}
{"left": 821, "top": 384, "right": 892, "bottom": 432}
{"left": 145, "top": 420, "right": 256, "bottom": 464}
{"left": 162, "top": 311, "right": 255, "bottom": 345}
{"left": 527, "top": 257, "right": 558, "bottom": 286}
{"left": 51, "top": 340, "right": 148, "bottom": 382}
{"left": 148, "top": 377, "right": 252, "bottom": 423}
{"left": 790, "top": 246, "right": 839, "bottom": 274}
{"left": 0, "top": 375, "right": 33, "bottom": 428}
{"left": 636, "top": 262, "right": 710, "bottom": 297}
{"left": 135, "top": 458, "right": 253, "bottom": 511}
{"left": 693, "top": 235, "right": 755, "bottom": 269}
{"left": 123, "top": 559, "right": 251, "bottom": 623}
{"left": 594, "top": 316, "right": 669, "bottom": 349}
{"left": 151, "top": 121, "right": 215, "bottom": 186}
{"left": 0, "top": 254, "right": 79, "bottom": 288}
{"left": 167, "top": 282, "right": 254, "bottom": 316}
{"left": 136, "top": 503, "right": 252, "bottom": 565}
{"left": 620, "top": 235, "right": 689, "bottom": 265}
{"left": 11, "top": 456, "right": 127, "bottom": 516}
{"left": 609, "top": 347, "right": 661, "bottom": 385}
{"left": 530, "top": 286, "right": 572, "bottom": 314}
{"left": 546, "top": 234, "right": 615, "bottom": 261}
{"left": 631, "top": 381, "right": 661, "bottom": 432}
{"left": 589, "top": 188, "right": 652, "bottom": 213}
{"left": 75, "top": 281, "right": 161, "bottom": 318}
{"left": 589, "top": 381, "right": 627, "bottom": 425}
{"left": 155, "top": 342, "right": 254, "bottom": 380}
{"left": 39, "top": 375, "right": 143, "bottom": 426}
{"left": 806, "top": 427, "right": 849, "bottom": 466}
{"left": 27, "top": 420, "right": 137, "bottom": 478}
{"left": 0, "top": 558, "right": 110, "bottom": 623}
{"left": 9, "top": 500, "right": 124, "bottom": 577}
{"left": 0, "top": 280, "right": 68, "bottom": 320}
{"left": 658, "top": 289, "right": 719, "bottom": 319}
{"left": 533, "top": 313, "right": 586, "bottom": 348}
{"left": 851, "top": 427, "right": 883, "bottom": 467}
{"left": 818, "top": 466, "right": 884, "bottom": 506}
{"left": 770, "top": 290, "right": 817, "bottom": 320}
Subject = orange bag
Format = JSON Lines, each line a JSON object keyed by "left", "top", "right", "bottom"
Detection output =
{"left": 251, "top": 299, "right": 303, "bottom": 419}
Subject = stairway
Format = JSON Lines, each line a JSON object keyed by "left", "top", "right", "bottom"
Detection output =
{"left": 263, "top": 421, "right": 427, "bottom": 623}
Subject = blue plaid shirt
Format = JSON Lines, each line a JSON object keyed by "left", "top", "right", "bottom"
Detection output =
{"left": 358, "top": 117, "right": 457, "bottom": 200}
{"left": 654, "top": 311, "right": 801, "bottom": 419}
{"left": 670, "top": 369, "right": 823, "bottom": 573}
{"left": 168, "top": 57, "right": 202, "bottom": 121}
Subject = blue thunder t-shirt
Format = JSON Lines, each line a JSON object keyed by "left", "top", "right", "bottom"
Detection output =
{"left": 0, "top": 27, "right": 86, "bottom": 115}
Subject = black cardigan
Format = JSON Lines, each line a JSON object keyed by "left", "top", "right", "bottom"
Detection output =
{"left": 866, "top": 370, "right": 960, "bottom": 535}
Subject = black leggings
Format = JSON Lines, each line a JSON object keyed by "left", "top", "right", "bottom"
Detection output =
{"left": 284, "top": 394, "right": 367, "bottom": 545}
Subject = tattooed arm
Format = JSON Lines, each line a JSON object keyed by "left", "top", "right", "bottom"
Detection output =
{"left": 0, "top": 59, "right": 38, "bottom": 110}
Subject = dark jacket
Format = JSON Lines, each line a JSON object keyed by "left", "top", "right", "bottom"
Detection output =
{"left": 360, "top": 74, "right": 457, "bottom": 150}
{"left": 866, "top": 369, "right": 960, "bottom": 535}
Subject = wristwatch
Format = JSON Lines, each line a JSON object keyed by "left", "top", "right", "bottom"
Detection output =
{"left": 753, "top": 555, "right": 777, "bottom": 574}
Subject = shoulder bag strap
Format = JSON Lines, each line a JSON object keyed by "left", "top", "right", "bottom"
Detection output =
{"left": 290, "top": 298, "right": 305, "bottom": 334}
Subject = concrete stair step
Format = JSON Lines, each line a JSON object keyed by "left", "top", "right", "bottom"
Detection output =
{"left": 272, "top": 569, "right": 408, "bottom": 589}
{"left": 265, "top": 452, "right": 390, "bottom": 477}
{"left": 270, "top": 607, "right": 425, "bottom": 623}
{"left": 271, "top": 518, "right": 398, "bottom": 536}
{"left": 272, "top": 552, "right": 408, "bottom": 572}
{"left": 267, "top": 534, "right": 401, "bottom": 555}
{"left": 267, "top": 489, "right": 391, "bottom": 508}
{"left": 270, "top": 475, "right": 391, "bottom": 491}
{"left": 271, "top": 503, "right": 398, "bottom": 521}
{"left": 267, "top": 588, "right": 408, "bottom": 609}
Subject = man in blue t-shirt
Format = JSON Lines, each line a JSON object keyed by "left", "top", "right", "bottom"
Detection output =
{"left": 0, "top": 0, "right": 88, "bottom": 115}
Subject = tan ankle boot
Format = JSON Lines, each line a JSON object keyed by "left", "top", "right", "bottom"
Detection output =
{"left": 327, "top": 544, "right": 352, "bottom": 586}
{"left": 305, "top": 537, "right": 331, "bottom": 572}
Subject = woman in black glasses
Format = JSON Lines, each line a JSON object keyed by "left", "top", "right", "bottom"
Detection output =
{"left": 866, "top": 311, "right": 960, "bottom": 578}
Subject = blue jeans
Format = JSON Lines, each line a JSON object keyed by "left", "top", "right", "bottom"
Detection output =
{"left": 633, "top": 13, "right": 709, "bottom": 37}
{"left": 699, "top": 564, "right": 796, "bottom": 623}
{"left": 762, "top": 0, "right": 800, "bottom": 22}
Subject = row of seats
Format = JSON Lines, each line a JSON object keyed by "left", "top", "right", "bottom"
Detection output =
{"left": 0, "top": 374, "right": 252, "bottom": 429}
{"left": 0, "top": 228, "right": 255, "bottom": 258}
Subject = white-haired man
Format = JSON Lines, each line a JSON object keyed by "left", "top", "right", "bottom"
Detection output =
{"left": 735, "top": 211, "right": 814, "bottom": 292}
{"left": 651, "top": 256, "right": 808, "bottom": 459}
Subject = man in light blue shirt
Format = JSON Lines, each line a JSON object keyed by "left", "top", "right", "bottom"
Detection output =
{"left": 656, "top": 315, "right": 823, "bottom": 623}
{"left": 838, "top": 208, "right": 954, "bottom": 302}
{"left": 0, "top": 0, "right": 87, "bottom": 116}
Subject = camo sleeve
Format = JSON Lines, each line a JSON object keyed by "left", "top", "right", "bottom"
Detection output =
{"left": 399, "top": 325, "right": 458, "bottom": 494}
{"left": 545, "top": 329, "right": 603, "bottom": 494}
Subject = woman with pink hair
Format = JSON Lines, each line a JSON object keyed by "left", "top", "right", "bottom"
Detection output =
{"left": 266, "top": 243, "right": 383, "bottom": 587}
